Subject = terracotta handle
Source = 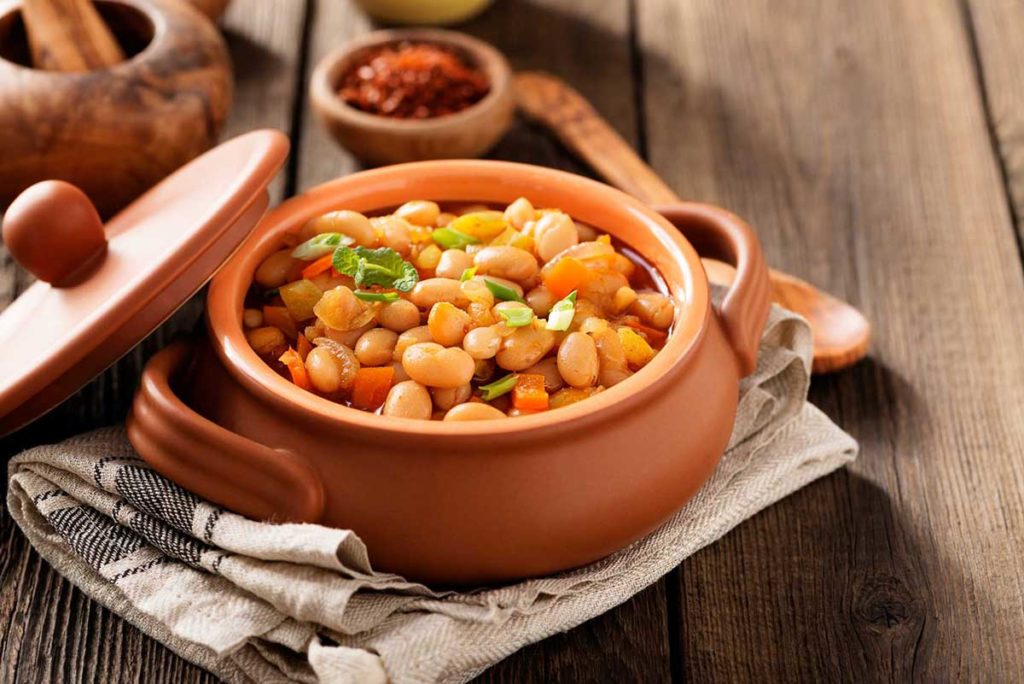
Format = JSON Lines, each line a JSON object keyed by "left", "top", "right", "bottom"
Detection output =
{"left": 127, "top": 340, "right": 326, "bottom": 523}
{"left": 656, "top": 204, "right": 771, "bottom": 376}
{"left": 2, "top": 180, "right": 108, "bottom": 286}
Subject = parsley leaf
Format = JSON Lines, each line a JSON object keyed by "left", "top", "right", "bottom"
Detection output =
{"left": 332, "top": 246, "right": 419, "bottom": 293}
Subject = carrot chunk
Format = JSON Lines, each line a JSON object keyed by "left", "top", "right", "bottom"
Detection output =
{"left": 512, "top": 373, "right": 549, "bottom": 411}
{"left": 542, "top": 257, "right": 592, "bottom": 299}
{"left": 278, "top": 348, "right": 311, "bottom": 390}
{"left": 301, "top": 253, "right": 335, "bottom": 280}
{"left": 296, "top": 333, "right": 313, "bottom": 361}
{"left": 351, "top": 366, "right": 395, "bottom": 411}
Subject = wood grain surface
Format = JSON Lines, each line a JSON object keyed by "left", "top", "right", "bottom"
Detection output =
{"left": 640, "top": 0, "right": 1024, "bottom": 679}
{"left": 2, "top": 0, "right": 1023, "bottom": 681}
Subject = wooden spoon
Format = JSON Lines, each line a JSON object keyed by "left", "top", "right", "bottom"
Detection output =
{"left": 22, "top": 0, "right": 125, "bottom": 72}
{"left": 514, "top": 71, "right": 870, "bottom": 374}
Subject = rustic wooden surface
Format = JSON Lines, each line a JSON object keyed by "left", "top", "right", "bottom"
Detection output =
{"left": 2, "top": 0, "right": 1023, "bottom": 681}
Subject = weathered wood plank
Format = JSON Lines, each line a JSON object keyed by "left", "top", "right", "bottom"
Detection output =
{"left": 0, "top": 1, "right": 308, "bottom": 681}
{"left": 963, "top": 0, "right": 1024, "bottom": 245}
{"left": 638, "top": 0, "right": 1024, "bottom": 679}
{"left": 293, "top": 0, "right": 368, "bottom": 191}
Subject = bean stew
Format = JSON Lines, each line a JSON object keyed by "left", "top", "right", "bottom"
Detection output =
{"left": 244, "top": 198, "right": 677, "bottom": 421}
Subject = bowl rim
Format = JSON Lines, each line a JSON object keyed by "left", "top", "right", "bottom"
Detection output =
{"left": 206, "top": 160, "right": 711, "bottom": 437}
{"left": 0, "top": 0, "right": 169, "bottom": 76}
{"left": 308, "top": 27, "right": 512, "bottom": 134}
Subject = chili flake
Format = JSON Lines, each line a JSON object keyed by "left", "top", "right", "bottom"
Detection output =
{"left": 338, "top": 41, "right": 490, "bottom": 119}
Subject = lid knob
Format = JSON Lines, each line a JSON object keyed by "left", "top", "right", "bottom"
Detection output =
{"left": 2, "top": 181, "right": 108, "bottom": 287}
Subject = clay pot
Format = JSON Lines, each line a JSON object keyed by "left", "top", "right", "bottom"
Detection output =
{"left": 0, "top": 0, "right": 232, "bottom": 217}
{"left": 127, "top": 160, "right": 771, "bottom": 585}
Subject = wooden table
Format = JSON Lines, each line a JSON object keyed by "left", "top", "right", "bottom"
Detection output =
{"left": 3, "top": 0, "right": 1024, "bottom": 680}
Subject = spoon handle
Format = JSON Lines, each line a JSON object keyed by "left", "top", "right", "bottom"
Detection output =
{"left": 513, "top": 71, "right": 870, "bottom": 373}
{"left": 514, "top": 72, "right": 680, "bottom": 205}
{"left": 22, "top": 0, "right": 125, "bottom": 72}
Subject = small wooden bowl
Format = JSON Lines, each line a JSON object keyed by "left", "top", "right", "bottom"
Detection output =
{"left": 309, "top": 29, "right": 514, "bottom": 166}
{"left": 0, "top": 0, "right": 232, "bottom": 217}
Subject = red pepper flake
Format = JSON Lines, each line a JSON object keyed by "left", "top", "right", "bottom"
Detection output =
{"left": 339, "top": 41, "right": 490, "bottom": 119}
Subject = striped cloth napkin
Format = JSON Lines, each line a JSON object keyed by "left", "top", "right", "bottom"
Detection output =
{"left": 7, "top": 299, "right": 857, "bottom": 683}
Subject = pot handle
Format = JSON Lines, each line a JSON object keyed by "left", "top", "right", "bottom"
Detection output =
{"left": 655, "top": 203, "right": 771, "bottom": 376}
{"left": 127, "top": 340, "right": 326, "bottom": 523}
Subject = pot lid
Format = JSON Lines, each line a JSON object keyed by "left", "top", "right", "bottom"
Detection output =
{"left": 0, "top": 129, "right": 289, "bottom": 436}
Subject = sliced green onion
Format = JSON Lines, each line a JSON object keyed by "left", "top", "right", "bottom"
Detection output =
{"left": 480, "top": 373, "right": 518, "bottom": 401}
{"left": 545, "top": 290, "right": 577, "bottom": 331}
{"left": 431, "top": 226, "right": 479, "bottom": 250}
{"left": 353, "top": 290, "right": 400, "bottom": 303}
{"left": 459, "top": 266, "right": 478, "bottom": 282}
{"left": 291, "top": 232, "right": 354, "bottom": 260}
{"left": 498, "top": 307, "right": 534, "bottom": 327}
{"left": 484, "top": 279, "right": 524, "bottom": 302}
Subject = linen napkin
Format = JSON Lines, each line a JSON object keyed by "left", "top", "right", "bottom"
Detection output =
{"left": 7, "top": 299, "right": 857, "bottom": 683}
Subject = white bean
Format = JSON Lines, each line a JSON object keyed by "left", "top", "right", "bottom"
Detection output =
{"left": 383, "top": 380, "right": 433, "bottom": 419}
{"left": 303, "top": 210, "right": 376, "bottom": 247}
{"left": 557, "top": 332, "right": 599, "bottom": 388}
{"left": 411, "top": 278, "right": 470, "bottom": 309}
{"left": 402, "top": 342, "right": 475, "bottom": 388}
{"left": 377, "top": 299, "right": 421, "bottom": 332}
{"left": 443, "top": 402, "right": 508, "bottom": 421}
{"left": 395, "top": 200, "right": 441, "bottom": 227}
{"left": 355, "top": 328, "right": 398, "bottom": 366}
{"left": 435, "top": 249, "right": 475, "bottom": 280}
{"left": 473, "top": 246, "right": 539, "bottom": 283}
{"left": 254, "top": 250, "right": 296, "bottom": 289}
{"left": 495, "top": 326, "right": 555, "bottom": 371}
{"left": 462, "top": 326, "right": 502, "bottom": 359}
{"left": 534, "top": 212, "right": 579, "bottom": 262}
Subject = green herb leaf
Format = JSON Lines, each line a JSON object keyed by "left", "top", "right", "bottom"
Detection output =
{"left": 459, "top": 266, "right": 478, "bottom": 282}
{"left": 484, "top": 279, "right": 524, "bottom": 302}
{"left": 431, "top": 226, "right": 479, "bottom": 250}
{"left": 354, "top": 290, "right": 400, "bottom": 302}
{"left": 545, "top": 290, "right": 577, "bottom": 331}
{"left": 480, "top": 373, "right": 518, "bottom": 401}
{"left": 291, "top": 232, "right": 354, "bottom": 260}
{"left": 332, "top": 245, "right": 361, "bottom": 276}
{"left": 332, "top": 246, "right": 419, "bottom": 293}
{"left": 498, "top": 307, "right": 534, "bottom": 327}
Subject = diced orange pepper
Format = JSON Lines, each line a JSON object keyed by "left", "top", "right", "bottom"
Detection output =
{"left": 296, "top": 333, "right": 313, "bottom": 360}
{"left": 301, "top": 253, "right": 335, "bottom": 280}
{"left": 542, "top": 257, "right": 592, "bottom": 299}
{"left": 512, "top": 373, "right": 549, "bottom": 411}
{"left": 351, "top": 366, "right": 395, "bottom": 411}
{"left": 263, "top": 305, "right": 298, "bottom": 339}
{"left": 278, "top": 348, "right": 311, "bottom": 390}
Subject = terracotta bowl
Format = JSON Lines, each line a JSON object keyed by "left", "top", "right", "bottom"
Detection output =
{"left": 309, "top": 29, "right": 514, "bottom": 166}
{"left": 127, "top": 161, "right": 770, "bottom": 585}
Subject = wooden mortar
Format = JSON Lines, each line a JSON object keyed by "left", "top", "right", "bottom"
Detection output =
{"left": 0, "top": 0, "right": 233, "bottom": 217}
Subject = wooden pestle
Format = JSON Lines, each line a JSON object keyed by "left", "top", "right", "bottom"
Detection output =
{"left": 22, "top": 0, "right": 125, "bottom": 72}
{"left": 514, "top": 71, "right": 870, "bottom": 373}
